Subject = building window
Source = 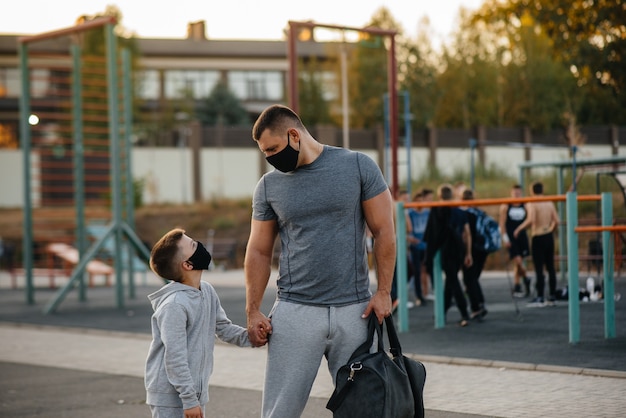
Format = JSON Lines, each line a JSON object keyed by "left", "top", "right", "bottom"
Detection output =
{"left": 0, "top": 67, "right": 20, "bottom": 98}
{"left": 136, "top": 69, "right": 160, "bottom": 100}
{"left": 227, "top": 71, "right": 283, "bottom": 101}
{"left": 164, "top": 70, "right": 220, "bottom": 99}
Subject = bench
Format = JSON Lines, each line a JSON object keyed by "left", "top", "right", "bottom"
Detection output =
{"left": 207, "top": 238, "right": 238, "bottom": 269}
{"left": 46, "top": 242, "right": 114, "bottom": 287}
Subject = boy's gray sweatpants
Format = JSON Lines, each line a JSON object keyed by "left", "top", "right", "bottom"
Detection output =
{"left": 262, "top": 300, "right": 370, "bottom": 418}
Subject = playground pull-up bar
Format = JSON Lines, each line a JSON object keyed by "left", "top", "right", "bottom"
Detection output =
{"left": 395, "top": 192, "right": 618, "bottom": 344}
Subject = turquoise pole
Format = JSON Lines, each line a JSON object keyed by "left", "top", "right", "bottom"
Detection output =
{"left": 601, "top": 192, "right": 615, "bottom": 338}
{"left": 557, "top": 169, "right": 566, "bottom": 282}
{"left": 395, "top": 201, "right": 409, "bottom": 332}
{"left": 71, "top": 44, "right": 88, "bottom": 301}
{"left": 105, "top": 23, "right": 124, "bottom": 309}
{"left": 566, "top": 192, "right": 580, "bottom": 344}
{"left": 121, "top": 48, "right": 136, "bottom": 299}
{"left": 19, "top": 43, "right": 34, "bottom": 304}
{"left": 433, "top": 251, "right": 444, "bottom": 329}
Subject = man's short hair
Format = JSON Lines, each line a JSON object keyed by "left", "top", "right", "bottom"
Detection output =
{"left": 462, "top": 189, "right": 474, "bottom": 200}
{"left": 512, "top": 184, "right": 522, "bottom": 190}
{"left": 438, "top": 183, "right": 454, "bottom": 201}
{"left": 150, "top": 228, "right": 185, "bottom": 282}
{"left": 252, "top": 104, "right": 305, "bottom": 141}
{"left": 531, "top": 181, "right": 544, "bottom": 195}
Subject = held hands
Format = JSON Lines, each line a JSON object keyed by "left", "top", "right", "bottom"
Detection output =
{"left": 247, "top": 311, "right": 272, "bottom": 347}
{"left": 184, "top": 405, "right": 204, "bottom": 418}
{"left": 464, "top": 253, "right": 473, "bottom": 268}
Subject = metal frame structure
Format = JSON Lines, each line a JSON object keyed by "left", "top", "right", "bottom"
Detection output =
{"left": 19, "top": 17, "right": 153, "bottom": 313}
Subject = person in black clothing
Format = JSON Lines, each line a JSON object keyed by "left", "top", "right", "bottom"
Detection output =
{"left": 424, "top": 184, "right": 472, "bottom": 327}
{"left": 499, "top": 184, "right": 531, "bottom": 297}
{"left": 461, "top": 189, "right": 488, "bottom": 320}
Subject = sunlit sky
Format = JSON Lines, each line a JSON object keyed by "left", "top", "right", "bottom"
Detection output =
{"left": 1, "top": 0, "right": 484, "bottom": 44}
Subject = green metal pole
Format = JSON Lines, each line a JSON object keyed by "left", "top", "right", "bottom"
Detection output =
{"left": 566, "top": 191, "right": 580, "bottom": 344}
{"left": 105, "top": 23, "right": 124, "bottom": 309}
{"left": 601, "top": 192, "right": 615, "bottom": 339}
{"left": 121, "top": 48, "right": 136, "bottom": 298}
{"left": 395, "top": 201, "right": 409, "bottom": 332}
{"left": 71, "top": 44, "right": 88, "bottom": 301}
{"left": 557, "top": 168, "right": 566, "bottom": 282}
{"left": 19, "top": 42, "right": 34, "bottom": 305}
{"left": 433, "top": 251, "right": 444, "bottom": 329}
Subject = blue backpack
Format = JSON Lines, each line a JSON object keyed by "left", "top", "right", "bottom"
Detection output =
{"left": 467, "top": 207, "right": 501, "bottom": 253}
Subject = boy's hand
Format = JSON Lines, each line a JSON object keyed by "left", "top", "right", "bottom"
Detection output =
{"left": 185, "top": 405, "right": 204, "bottom": 418}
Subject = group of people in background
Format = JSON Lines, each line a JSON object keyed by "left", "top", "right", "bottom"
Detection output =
{"left": 393, "top": 180, "right": 560, "bottom": 327}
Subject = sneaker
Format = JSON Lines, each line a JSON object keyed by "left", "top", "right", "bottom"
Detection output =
{"left": 527, "top": 297, "right": 545, "bottom": 307}
{"left": 425, "top": 294, "right": 435, "bottom": 301}
{"left": 545, "top": 296, "right": 556, "bottom": 307}
{"left": 513, "top": 284, "right": 525, "bottom": 298}
{"left": 406, "top": 301, "right": 415, "bottom": 309}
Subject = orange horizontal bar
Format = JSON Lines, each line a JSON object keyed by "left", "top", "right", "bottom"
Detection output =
{"left": 405, "top": 194, "right": 601, "bottom": 209}
{"left": 575, "top": 225, "right": 626, "bottom": 233}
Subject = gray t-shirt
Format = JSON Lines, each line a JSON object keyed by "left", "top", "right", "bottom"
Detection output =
{"left": 252, "top": 145, "right": 389, "bottom": 306}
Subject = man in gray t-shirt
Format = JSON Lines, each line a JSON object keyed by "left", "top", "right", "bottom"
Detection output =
{"left": 245, "top": 105, "right": 396, "bottom": 418}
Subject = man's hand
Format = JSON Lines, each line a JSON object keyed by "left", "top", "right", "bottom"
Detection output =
{"left": 464, "top": 254, "right": 473, "bottom": 268}
{"left": 247, "top": 310, "right": 272, "bottom": 347}
{"left": 361, "top": 290, "right": 392, "bottom": 323}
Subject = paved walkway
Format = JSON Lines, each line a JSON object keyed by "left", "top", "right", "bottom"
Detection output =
{"left": 1, "top": 269, "right": 625, "bottom": 417}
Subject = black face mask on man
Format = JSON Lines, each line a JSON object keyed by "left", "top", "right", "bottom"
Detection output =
{"left": 186, "top": 241, "right": 212, "bottom": 270}
{"left": 266, "top": 134, "right": 300, "bottom": 173}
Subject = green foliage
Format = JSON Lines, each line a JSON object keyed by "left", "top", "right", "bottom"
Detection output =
{"left": 197, "top": 81, "right": 248, "bottom": 126}
{"left": 345, "top": 7, "right": 403, "bottom": 129}
{"left": 473, "top": 0, "right": 626, "bottom": 124}
{"left": 298, "top": 58, "right": 333, "bottom": 126}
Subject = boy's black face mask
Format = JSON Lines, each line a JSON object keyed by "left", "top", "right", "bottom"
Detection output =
{"left": 266, "top": 134, "right": 299, "bottom": 172}
{"left": 186, "top": 241, "right": 212, "bottom": 270}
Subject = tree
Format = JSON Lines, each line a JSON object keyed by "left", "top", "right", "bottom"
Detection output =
{"left": 197, "top": 80, "right": 248, "bottom": 126}
{"left": 347, "top": 7, "right": 403, "bottom": 129}
{"left": 399, "top": 18, "right": 441, "bottom": 129}
{"left": 298, "top": 58, "right": 333, "bottom": 127}
{"left": 473, "top": 0, "right": 626, "bottom": 124}
{"left": 433, "top": 9, "right": 502, "bottom": 128}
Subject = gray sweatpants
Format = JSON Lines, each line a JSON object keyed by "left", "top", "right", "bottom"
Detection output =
{"left": 262, "top": 300, "right": 370, "bottom": 418}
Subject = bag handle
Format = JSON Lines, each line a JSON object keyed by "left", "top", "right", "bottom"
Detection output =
{"left": 347, "top": 314, "right": 404, "bottom": 361}
{"left": 384, "top": 315, "right": 403, "bottom": 358}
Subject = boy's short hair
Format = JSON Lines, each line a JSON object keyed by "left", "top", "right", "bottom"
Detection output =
{"left": 531, "top": 181, "right": 544, "bottom": 195}
{"left": 512, "top": 184, "right": 522, "bottom": 190}
{"left": 150, "top": 228, "right": 186, "bottom": 282}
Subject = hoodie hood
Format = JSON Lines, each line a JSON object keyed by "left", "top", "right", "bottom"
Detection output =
{"left": 148, "top": 281, "right": 200, "bottom": 311}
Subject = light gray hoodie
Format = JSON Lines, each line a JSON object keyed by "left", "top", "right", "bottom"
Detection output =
{"left": 145, "top": 280, "right": 250, "bottom": 410}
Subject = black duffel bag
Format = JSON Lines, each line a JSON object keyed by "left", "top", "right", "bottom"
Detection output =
{"left": 326, "top": 313, "right": 426, "bottom": 418}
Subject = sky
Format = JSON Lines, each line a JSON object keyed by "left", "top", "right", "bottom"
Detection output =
{"left": 1, "top": 0, "right": 485, "bottom": 44}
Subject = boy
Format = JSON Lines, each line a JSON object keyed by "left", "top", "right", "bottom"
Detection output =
{"left": 145, "top": 228, "right": 253, "bottom": 418}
